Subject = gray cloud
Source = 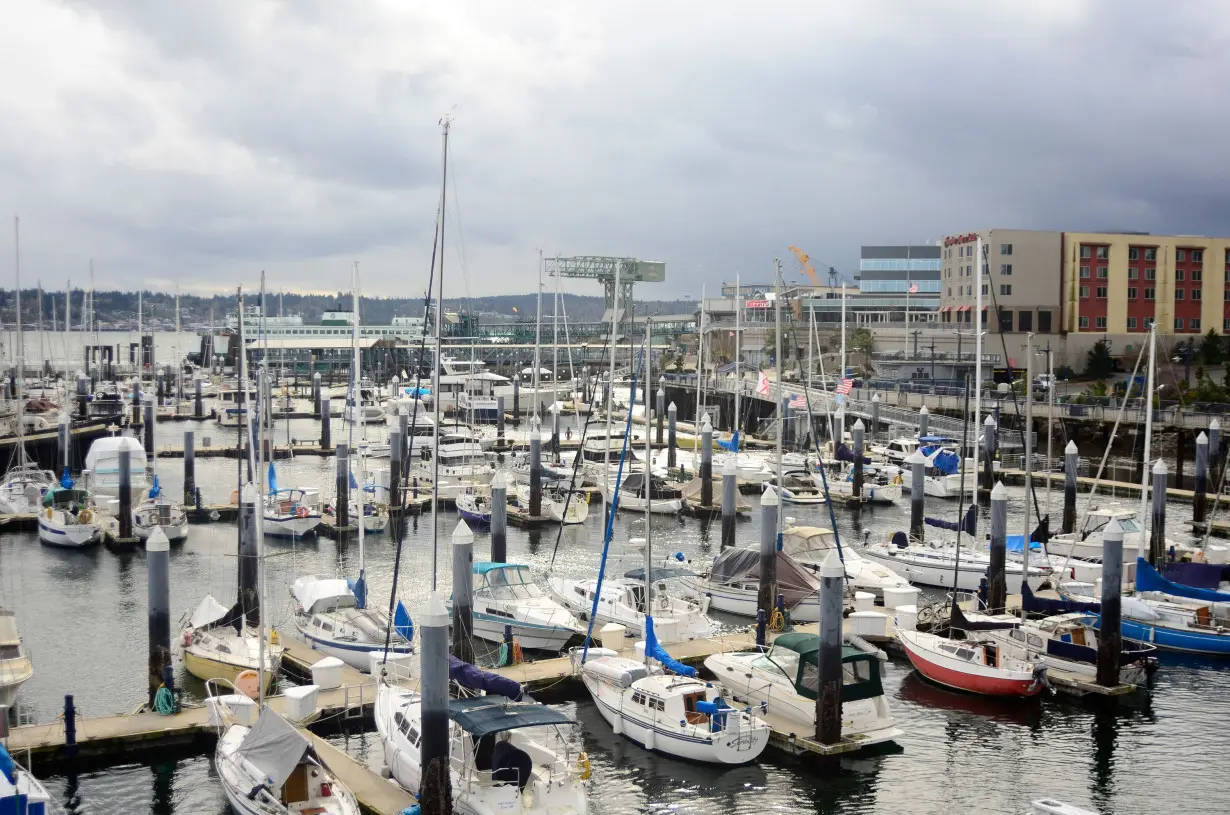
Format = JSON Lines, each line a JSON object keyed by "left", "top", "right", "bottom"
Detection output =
{"left": 1, "top": 1, "right": 1227, "bottom": 301}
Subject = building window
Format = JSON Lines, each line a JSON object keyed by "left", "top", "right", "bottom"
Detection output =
{"left": 978, "top": 284, "right": 986, "bottom": 296}
{"left": 981, "top": 309, "right": 987, "bottom": 326}
{"left": 1177, "top": 249, "right": 1186, "bottom": 262}
{"left": 1175, "top": 289, "right": 1185, "bottom": 300}
{"left": 1079, "top": 286, "right": 1090, "bottom": 298}
{"left": 999, "top": 308, "right": 1013, "bottom": 332}
{"left": 1095, "top": 246, "right": 1108, "bottom": 259}
{"left": 1080, "top": 266, "right": 1090, "bottom": 278}
{"left": 1096, "top": 316, "right": 1107, "bottom": 329}
{"left": 1001, "top": 244, "right": 1013, "bottom": 255}
{"left": 1145, "top": 288, "right": 1156, "bottom": 300}
{"left": 1081, "top": 246, "right": 1092, "bottom": 259}
{"left": 1193, "top": 289, "right": 1203, "bottom": 300}
{"left": 1175, "top": 318, "right": 1185, "bottom": 330}
{"left": 1144, "top": 248, "right": 1156, "bottom": 261}
{"left": 1193, "top": 269, "right": 1203, "bottom": 282}
{"left": 1129, "top": 247, "right": 1139, "bottom": 260}
{"left": 1225, "top": 288, "right": 1230, "bottom": 301}
{"left": 1096, "top": 286, "right": 1108, "bottom": 299}
{"left": 1128, "top": 317, "right": 1138, "bottom": 330}
{"left": 1177, "top": 269, "right": 1185, "bottom": 281}
{"left": 1193, "top": 249, "right": 1204, "bottom": 263}
{"left": 1097, "top": 267, "right": 1108, "bottom": 279}
{"left": 1079, "top": 316, "right": 1090, "bottom": 329}
{"left": 1039, "top": 310, "right": 1052, "bottom": 333}
{"left": 1018, "top": 311, "right": 1032, "bottom": 331}
{"left": 1000, "top": 284, "right": 1012, "bottom": 295}
{"left": 1225, "top": 318, "right": 1230, "bottom": 332}
{"left": 1128, "top": 268, "right": 1138, "bottom": 280}
{"left": 1001, "top": 264, "right": 1012, "bottom": 275}
{"left": 1128, "top": 287, "right": 1138, "bottom": 300}
{"left": 1192, "top": 318, "right": 1202, "bottom": 331}
{"left": 1145, "top": 268, "right": 1156, "bottom": 280}
{"left": 947, "top": 288, "right": 952, "bottom": 297}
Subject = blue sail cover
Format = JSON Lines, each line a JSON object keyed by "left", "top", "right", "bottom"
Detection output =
{"left": 1136, "top": 557, "right": 1230, "bottom": 603}
{"left": 1023, "top": 581, "right": 1100, "bottom": 615}
{"left": 267, "top": 461, "right": 278, "bottom": 495}
{"left": 925, "top": 503, "right": 976, "bottom": 534}
{"left": 644, "top": 617, "right": 697, "bottom": 677}
{"left": 148, "top": 474, "right": 162, "bottom": 499}
{"left": 448, "top": 655, "right": 524, "bottom": 701}
{"left": 348, "top": 576, "right": 367, "bottom": 609}
{"left": 920, "top": 445, "right": 960, "bottom": 476}
{"left": 1006, "top": 534, "right": 1042, "bottom": 552}
{"left": 1163, "top": 560, "right": 1230, "bottom": 591}
{"left": 835, "top": 444, "right": 872, "bottom": 465}
{"left": 60, "top": 468, "right": 73, "bottom": 489}
{"left": 394, "top": 600, "right": 414, "bottom": 642}
{"left": 718, "top": 431, "right": 740, "bottom": 453}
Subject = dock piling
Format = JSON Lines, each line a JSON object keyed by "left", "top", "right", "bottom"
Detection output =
{"left": 1149, "top": 458, "right": 1167, "bottom": 566}
{"left": 63, "top": 695, "right": 76, "bottom": 758}
{"left": 982, "top": 415, "right": 997, "bottom": 493}
{"left": 870, "top": 394, "right": 880, "bottom": 443}
{"left": 656, "top": 377, "right": 665, "bottom": 445}
{"left": 147, "top": 527, "right": 171, "bottom": 707}
{"left": 529, "top": 420, "right": 542, "bottom": 518}
{"left": 987, "top": 481, "right": 1007, "bottom": 613}
{"left": 1194, "top": 432, "right": 1209, "bottom": 524}
{"left": 918, "top": 405, "right": 929, "bottom": 438}
{"left": 118, "top": 448, "right": 134, "bottom": 540}
{"left": 816, "top": 551, "right": 844, "bottom": 747}
{"left": 783, "top": 400, "right": 794, "bottom": 450}
{"left": 1210, "top": 417, "right": 1222, "bottom": 481}
{"left": 513, "top": 377, "right": 520, "bottom": 417}
{"left": 497, "top": 396, "right": 506, "bottom": 443}
{"left": 1063, "top": 440, "right": 1078, "bottom": 534}
{"left": 721, "top": 458, "right": 736, "bottom": 551}
{"left": 76, "top": 373, "right": 88, "bottom": 419}
{"left": 239, "top": 482, "right": 259, "bottom": 626}
{"left": 320, "top": 398, "right": 331, "bottom": 451}
{"left": 131, "top": 377, "right": 142, "bottom": 427}
{"left": 183, "top": 431, "right": 196, "bottom": 507}
{"left": 389, "top": 428, "right": 403, "bottom": 540}
{"left": 451, "top": 521, "right": 475, "bottom": 665}
{"left": 491, "top": 471, "right": 507, "bottom": 563}
{"left": 667, "top": 402, "right": 677, "bottom": 469}
{"left": 907, "top": 450, "right": 926, "bottom": 541}
{"left": 756, "top": 486, "right": 779, "bottom": 621}
{"left": 419, "top": 592, "right": 452, "bottom": 815}
{"left": 58, "top": 412, "right": 70, "bottom": 474}
{"left": 551, "top": 406, "right": 560, "bottom": 458}
{"left": 700, "top": 419, "right": 714, "bottom": 507}
{"left": 1097, "top": 519, "right": 1124, "bottom": 688}
{"left": 336, "top": 444, "right": 350, "bottom": 529}
{"left": 852, "top": 419, "right": 865, "bottom": 499}
{"left": 143, "top": 400, "right": 155, "bottom": 457}
{"left": 312, "top": 372, "right": 321, "bottom": 417}
{"left": 194, "top": 377, "right": 203, "bottom": 418}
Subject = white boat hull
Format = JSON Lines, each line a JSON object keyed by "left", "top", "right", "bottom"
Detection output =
{"left": 900, "top": 470, "right": 972, "bottom": 498}
{"left": 861, "top": 545, "right": 1051, "bottom": 592}
{"left": 679, "top": 577, "right": 819, "bottom": 622}
{"left": 263, "top": 514, "right": 322, "bottom": 538}
{"left": 471, "top": 611, "right": 581, "bottom": 651}
{"left": 38, "top": 517, "right": 100, "bottom": 547}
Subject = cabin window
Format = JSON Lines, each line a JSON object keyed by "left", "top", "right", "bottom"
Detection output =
{"left": 320, "top": 622, "right": 334, "bottom": 632}
{"left": 0, "top": 645, "right": 20, "bottom": 659}
{"left": 1027, "top": 634, "right": 1045, "bottom": 649}
{"left": 632, "top": 693, "right": 645, "bottom": 705}
{"left": 800, "top": 662, "right": 819, "bottom": 695}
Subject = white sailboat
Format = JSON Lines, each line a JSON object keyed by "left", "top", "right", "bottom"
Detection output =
{"left": 132, "top": 474, "right": 189, "bottom": 543}
{"left": 0, "top": 610, "right": 33, "bottom": 708}
{"left": 290, "top": 576, "right": 413, "bottom": 671}
{"left": 36, "top": 478, "right": 104, "bottom": 548}
{"left": 0, "top": 742, "right": 52, "bottom": 814}
{"left": 549, "top": 558, "right": 714, "bottom": 641}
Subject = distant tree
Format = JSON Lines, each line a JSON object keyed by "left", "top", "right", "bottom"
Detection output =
{"left": 1200, "top": 329, "right": 1226, "bottom": 366}
{"left": 1084, "top": 340, "right": 1115, "bottom": 379}
{"left": 850, "top": 328, "right": 874, "bottom": 372}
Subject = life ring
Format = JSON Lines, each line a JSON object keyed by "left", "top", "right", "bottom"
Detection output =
{"left": 77, "top": 509, "right": 93, "bottom": 525}
{"left": 296, "top": 506, "right": 310, "bottom": 518}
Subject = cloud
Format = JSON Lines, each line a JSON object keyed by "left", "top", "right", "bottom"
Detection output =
{"left": 1, "top": 1, "right": 1227, "bottom": 301}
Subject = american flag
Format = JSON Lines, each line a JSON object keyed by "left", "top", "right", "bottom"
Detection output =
{"left": 908, "top": 283, "right": 919, "bottom": 294}
{"left": 789, "top": 394, "right": 808, "bottom": 410}
{"left": 836, "top": 378, "right": 854, "bottom": 395}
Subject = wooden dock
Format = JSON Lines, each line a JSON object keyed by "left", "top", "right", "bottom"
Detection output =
{"left": 998, "top": 469, "right": 1230, "bottom": 508}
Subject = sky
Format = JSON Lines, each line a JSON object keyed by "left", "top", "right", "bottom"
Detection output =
{"left": 2, "top": 1, "right": 1228, "bottom": 300}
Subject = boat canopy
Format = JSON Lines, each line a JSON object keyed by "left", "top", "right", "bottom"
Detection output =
{"left": 619, "top": 472, "right": 681, "bottom": 500}
{"left": 447, "top": 695, "right": 575, "bottom": 738}
{"left": 236, "top": 708, "right": 312, "bottom": 789}
{"left": 84, "top": 435, "right": 147, "bottom": 473}
{"left": 780, "top": 526, "right": 837, "bottom": 561}
{"left": 473, "top": 562, "right": 532, "bottom": 584}
{"left": 1137, "top": 557, "right": 1230, "bottom": 604}
{"left": 291, "top": 576, "right": 356, "bottom": 615}
{"left": 920, "top": 445, "right": 960, "bottom": 475}
{"left": 42, "top": 486, "right": 91, "bottom": 509}
{"left": 707, "top": 548, "right": 819, "bottom": 610}
{"left": 770, "top": 633, "right": 885, "bottom": 703}
{"left": 623, "top": 565, "right": 695, "bottom": 582}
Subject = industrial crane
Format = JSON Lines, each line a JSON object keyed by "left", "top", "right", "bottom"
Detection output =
{"left": 787, "top": 245, "right": 838, "bottom": 288}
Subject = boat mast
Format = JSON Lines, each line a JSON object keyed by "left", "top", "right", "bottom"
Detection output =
{"left": 353, "top": 260, "right": 366, "bottom": 605}
{"left": 430, "top": 117, "right": 449, "bottom": 590}
{"left": 13, "top": 217, "right": 26, "bottom": 463}
{"left": 1022, "top": 332, "right": 1034, "bottom": 604}
{"left": 642, "top": 319, "right": 653, "bottom": 665}
{"left": 534, "top": 249, "right": 543, "bottom": 426}
{"left": 693, "top": 283, "right": 706, "bottom": 462}
{"left": 603, "top": 263, "right": 619, "bottom": 519}
{"left": 553, "top": 256, "right": 559, "bottom": 421}
{"left": 733, "top": 275, "right": 741, "bottom": 449}
{"left": 1137, "top": 324, "right": 1157, "bottom": 559}
{"left": 37, "top": 281, "right": 44, "bottom": 379}
{"left": 973, "top": 236, "right": 984, "bottom": 518}
{"left": 774, "top": 259, "right": 783, "bottom": 499}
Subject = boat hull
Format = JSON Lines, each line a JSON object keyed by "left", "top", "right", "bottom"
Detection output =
{"left": 134, "top": 522, "right": 189, "bottom": 543}
{"left": 182, "top": 649, "right": 277, "bottom": 692}
{"left": 899, "top": 632, "right": 1042, "bottom": 697}
{"left": 1118, "top": 617, "right": 1230, "bottom": 655}
{"left": 471, "top": 611, "right": 582, "bottom": 652}
{"left": 37, "top": 518, "right": 99, "bottom": 547}
{"left": 297, "top": 625, "right": 415, "bottom": 671}
{"left": 263, "top": 514, "right": 322, "bottom": 538}
{"left": 861, "top": 547, "right": 1050, "bottom": 593}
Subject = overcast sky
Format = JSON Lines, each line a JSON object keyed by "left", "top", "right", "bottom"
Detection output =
{"left": 2, "top": 1, "right": 1227, "bottom": 300}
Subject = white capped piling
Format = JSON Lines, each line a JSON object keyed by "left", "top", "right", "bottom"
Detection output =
{"left": 1063, "top": 440, "right": 1078, "bottom": 534}
{"left": 982, "top": 415, "right": 997, "bottom": 493}
{"left": 700, "top": 419, "right": 714, "bottom": 507}
{"left": 1149, "top": 458, "right": 1167, "bottom": 566}
{"left": 870, "top": 394, "right": 880, "bottom": 443}
{"left": 757, "top": 485, "right": 779, "bottom": 618}
{"left": 918, "top": 404, "right": 930, "bottom": 438}
{"left": 529, "top": 418, "right": 542, "bottom": 517}
{"left": 491, "top": 471, "right": 507, "bottom": 563}
{"left": 667, "top": 402, "right": 678, "bottom": 469}
{"left": 497, "top": 395, "right": 506, "bottom": 444}
{"left": 118, "top": 448, "right": 134, "bottom": 541}
{"left": 143, "top": 400, "right": 155, "bottom": 458}
{"left": 907, "top": 449, "right": 926, "bottom": 540}
{"left": 721, "top": 457, "right": 737, "bottom": 551}
{"left": 831, "top": 413, "right": 842, "bottom": 448}
{"left": 419, "top": 591, "right": 453, "bottom": 815}
{"left": 194, "top": 377, "right": 203, "bottom": 419}
{"left": 783, "top": 399, "right": 795, "bottom": 449}
{"left": 551, "top": 405, "right": 560, "bottom": 457}
{"left": 320, "top": 398, "right": 331, "bottom": 451}
{"left": 816, "top": 550, "right": 844, "bottom": 746}
{"left": 146, "top": 526, "right": 171, "bottom": 706}
{"left": 451, "top": 520, "right": 475, "bottom": 665}
{"left": 58, "top": 412, "right": 70, "bottom": 474}
{"left": 335, "top": 443, "right": 350, "bottom": 529}
{"left": 183, "top": 430, "right": 196, "bottom": 508}
{"left": 1210, "top": 417, "right": 1222, "bottom": 480}
{"left": 239, "top": 482, "right": 259, "bottom": 627}
{"left": 1195, "top": 431, "right": 1209, "bottom": 524}
{"left": 852, "top": 419, "right": 865, "bottom": 499}
{"left": 656, "top": 376, "right": 666, "bottom": 445}
{"left": 1098, "top": 519, "right": 1124, "bottom": 688}
{"left": 389, "top": 428, "right": 403, "bottom": 538}
{"left": 398, "top": 413, "right": 409, "bottom": 464}
{"left": 312, "top": 371, "right": 322, "bottom": 417}
{"left": 987, "top": 481, "right": 1008, "bottom": 613}
{"left": 75, "top": 372, "right": 88, "bottom": 419}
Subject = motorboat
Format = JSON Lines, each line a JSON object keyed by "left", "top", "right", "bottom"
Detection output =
{"left": 899, "top": 443, "right": 973, "bottom": 499}
{"left": 344, "top": 388, "right": 385, "bottom": 423}
{"left": 705, "top": 632, "right": 903, "bottom": 748}
{"left": 375, "top": 676, "right": 589, "bottom": 815}
{"left": 603, "top": 472, "right": 682, "bottom": 515}
{"left": 413, "top": 432, "right": 495, "bottom": 500}
{"left": 263, "top": 488, "right": 322, "bottom": 539}
{"left": 82, "top": 434, "right": 149, "bottom": 500}
{"left": 860, "top": 533, "right": 1054, "bottom": 592}
{"left": 467, "top": 563, "right": 586, "bottom": 652}
{"left": 456, "top": 487, "right": 492, "bottom": 529}
{"left": 215, "top": 386, "right": 258, "bottom": 427}
{"left": 514, "top": 484, "right": 589, "bottom": 525}
{"left": 678, "top": 547, "right": 824, "bottom": 623}
{"left": 550, "top": 564, "right": 714, "bottom": 641}
{"left": 212, "top": 703, "right": 360, "bottom": 815}
{"left": 179, "top": 594, "right": 283, "bottom": 692}
{"left": 768, "top": 470, "right": 826, "bottom": 505}
{"left": 37, "top": 481, "right": 104, "bottom": 548}
{"left": 897, "top": 627, "right": 1047, "bottom": 697}
{"left": 0, "top": 610, "right": 34, "bottom": 707}
{"left": 348, "top": 493, "right": 388, "bottom": 534}
{"left": 0, "top": 462, "right": 55, "bottom": 514}
{"left": 780, "top": 526, "right": 912, "bottom": 598}
{"left": 814, "top": 464, "right": 902, "bottom": 506}
{"left": 868, "top": 436, "right": 919, "bottom": 466}
{"left": 290, "top": 576, "right": 413, "bottom": 671}
{"left": 0, "top": 743, "right": 52, "bottom": 814}
{"left": 132, "top": 484, "right": 190, "bottom": 543}
{"left": 576, "top": 640, "right": 771, "bottom": 764}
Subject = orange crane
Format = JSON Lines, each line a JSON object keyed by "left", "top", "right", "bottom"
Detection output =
{"left": 787, "top": 245, "right": 820, "bottom": 286}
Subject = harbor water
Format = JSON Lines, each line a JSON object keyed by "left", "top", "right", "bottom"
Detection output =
{"left": 3, "top": 415, "right": 1229, "bottom": 814}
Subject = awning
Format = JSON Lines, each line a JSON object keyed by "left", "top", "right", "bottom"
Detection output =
{"left": 448, "top": 695, "right": 575, "bottom": 737}
{"left": 938, "top": 306, "right": 950, "bottom": 313}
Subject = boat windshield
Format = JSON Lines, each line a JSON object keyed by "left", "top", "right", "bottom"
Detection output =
{"left": 755, "top": 647, "right": 800, "bottom": 681}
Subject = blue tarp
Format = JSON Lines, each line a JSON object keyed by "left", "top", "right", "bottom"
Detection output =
{"left": 0, "top": 742, "right": 15, "bottom": 784}
{"left": 448, "top": 656, "right": 524, "bottom": 701}
{"left": 920, "top": 445, "right": 960, "bottom": 476}
{"left": 644, "top": 617, "right": 697, "bottom": 677}
{"left": 59, "top": 468, "right": 73, "bottom": 489}
{"left": 1162, "top": 560, "right": 1230, "bottom": 591}
{"left": 718, "top": 431, "right": 741, "bottom": 453}
{"left": 925, "top": 504, "right": 976, "bottom": 535}
{"left": 394, "top": 600, "right": 414, "bottom": 642}
{"left": 1137, "top": 557, "right": 1230, "bottom": 603}
{"left": 1006, "top": 534, "right": 1042, "bottom": 552}
{"left": 349, "top": 576, "right": 367, "bottom": 610}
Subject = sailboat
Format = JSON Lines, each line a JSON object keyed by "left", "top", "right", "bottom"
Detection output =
{"left": 0, "top": 742, "right": 52, "bottom": 815}
{"left": 0, "top": 610, "right": 33, "bottom": 707}
{"left": 575, "top": 332, "right": 770, "bottom": 764}
{"left": 289, "top": 575, "right": 414, "bottom": 671}
{"left": 132, "top": 473, "right": 189, "bottom": 543}
{"left": 37, "top": 471, "right": 103, "bottom": 548}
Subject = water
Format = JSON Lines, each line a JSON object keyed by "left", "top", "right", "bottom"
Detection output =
{"left": 6, "top": 418, "right": 1230, "bottom": 814}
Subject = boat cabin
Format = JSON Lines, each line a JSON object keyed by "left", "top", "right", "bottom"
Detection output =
{"left": 755, "top": 632, "right": 885, "bottom": 703}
